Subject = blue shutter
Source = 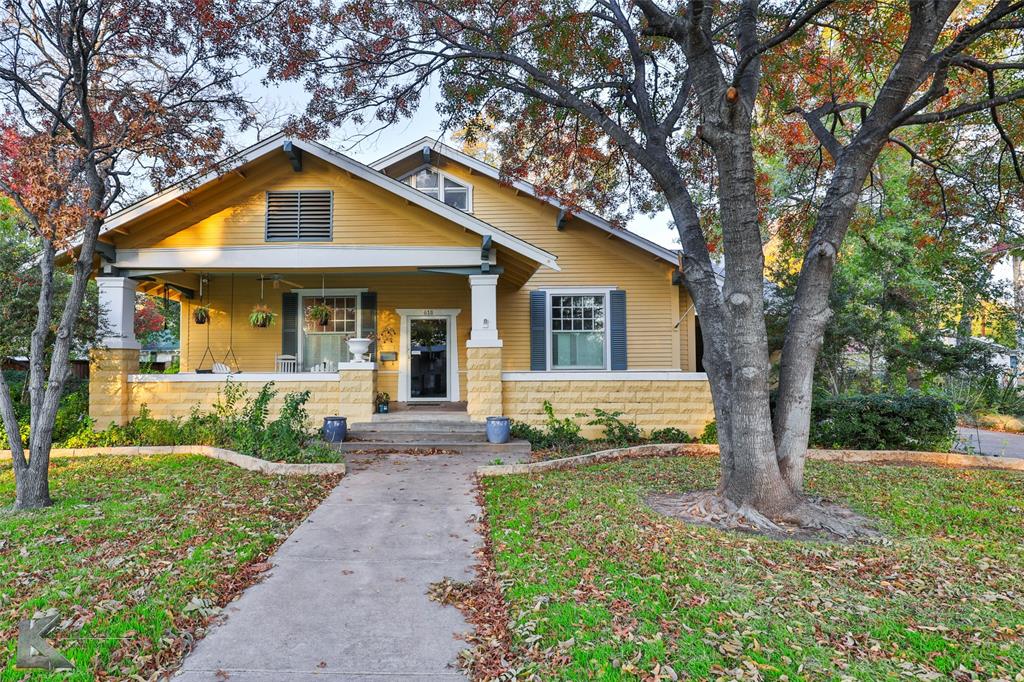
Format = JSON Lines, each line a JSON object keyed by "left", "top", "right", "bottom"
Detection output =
{"left": 360, "top": 292, "right": 378, "bottom": 357}
{"left": 530, "top": 290, "right": 547, "bottom": 371}
{"left": 609, "top": 290, "right": 627, "bottom": 370}
{"left": 281, "top": 293, "right": 299, "bottom": 356}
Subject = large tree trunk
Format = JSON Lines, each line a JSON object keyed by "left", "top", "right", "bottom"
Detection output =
{"left": 14, "top": 449, "right": 52, "bottom": 509}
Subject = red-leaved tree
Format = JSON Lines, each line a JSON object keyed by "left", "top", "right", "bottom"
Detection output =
{"left": 0, "top": 0, "right": 266, "bottom": 509}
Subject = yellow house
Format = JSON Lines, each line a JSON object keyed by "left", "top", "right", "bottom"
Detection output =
{"left": 89, "top": 134, "right": 713, "bottom": 436}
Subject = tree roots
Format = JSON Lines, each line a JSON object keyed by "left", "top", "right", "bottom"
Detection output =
{"left": 646, "top": 490, "right": 879, "bottom": 541}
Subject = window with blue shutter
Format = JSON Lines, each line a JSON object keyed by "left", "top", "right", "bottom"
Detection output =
{"left": 609, "top": 290, "right": 627, "bottom": 370}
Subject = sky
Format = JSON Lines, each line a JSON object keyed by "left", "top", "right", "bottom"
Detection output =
{"left": 235, "top": 77, "right": 682, "bottom": 253}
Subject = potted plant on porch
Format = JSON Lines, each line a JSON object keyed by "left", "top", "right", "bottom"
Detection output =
{"left": 249, "top": 304, "right": 276, "bottom": 328}
{"left": 307, "top": 302, "right": 332, "bottom": 327}
{"left": 375, "top": 391, "right": 390, "bottom": 414}
{"left": 193, "top": 305, "right": 210, "bottom": 325}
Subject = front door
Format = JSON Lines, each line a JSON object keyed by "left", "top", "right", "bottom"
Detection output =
{"left": 409, "top": 317, "right": 448, "bottom": 400}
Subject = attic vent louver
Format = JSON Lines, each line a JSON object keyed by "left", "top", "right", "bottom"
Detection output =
{"left": 265, "top": 190, "right": 333, "bottom": 241}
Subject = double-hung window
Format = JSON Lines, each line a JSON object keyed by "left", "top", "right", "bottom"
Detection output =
{"left": 403, "top": 168, "right": 471, "bottom": 211}
{"left": 301, "top": 295, "right": 358, "bottom": 371}
{"left": 549, "top": 293, "right": 607, "bottom": 369}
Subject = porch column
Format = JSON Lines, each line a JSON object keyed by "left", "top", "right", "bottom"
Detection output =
{"left": 466, "top": 274, "right": 503, "bottom": 421}
{"left": 90, "top": 277, "right": 140, "bottom": 429}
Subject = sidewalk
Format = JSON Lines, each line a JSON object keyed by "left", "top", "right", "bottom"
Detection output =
{"left": 174, "top": 451, "right": 520, "bottom": 680}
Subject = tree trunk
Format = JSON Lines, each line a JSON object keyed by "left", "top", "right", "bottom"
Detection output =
{"left": 14, "top": 448, "right": 52, "bottom": 509}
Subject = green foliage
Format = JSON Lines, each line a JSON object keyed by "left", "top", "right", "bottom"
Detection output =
{"left": 587, "top": 408, "right": 643, "bottom": 447}
{"left": 699, "top": 420, "right": 718, "bottom": 444}
{"left": 647, "top": 427, "right": 694, "bottom": 444}
{"left": 0, "top": 372, "right": 90, "bottom": 448}
{"left": 60, "top": 381, "right": 339, "bottom": 463}
{"left": 510, "top": 401, "right": 587, "bottom": 449}
{"left": 810, "top": 391, "right": 956, "bottom": 452}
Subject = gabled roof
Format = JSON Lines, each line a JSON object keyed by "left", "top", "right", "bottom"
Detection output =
{"left": 371, "top": 136, "right": 681, "bottom": 266}
{"left": 101, "top": 132, "right": 559, "bottom": 271}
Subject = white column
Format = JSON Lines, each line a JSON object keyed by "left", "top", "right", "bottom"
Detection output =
{"left": 467, "top": 274, "right": 502, "bottom": 347}
{"left": 97, "top": 277, "right": 140, "bottom": 349}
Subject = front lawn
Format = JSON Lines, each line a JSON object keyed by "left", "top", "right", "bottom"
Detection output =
{"left": 483, "top": 456, "right": 1024, "bottom": 680}
{"left": 1, "top": 454, "right": 338, "bottom": 680}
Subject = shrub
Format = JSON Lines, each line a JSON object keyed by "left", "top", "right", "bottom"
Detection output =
{"left": 648, "top": 427, "right": 694, "bottom": 444}
{"left": 60, "top": 381, "right": 338, "bottom": 463}
{"left": 509, "top": 401, "right": 587, "bottom": 449}
{"left": 588, "top": 408, "right": 643, "bottom": 447}
{"left": 699, "top": 421, "right": 718, "bottom": 444}
{"left": 810, "top": 391, "right": 956, "bottom": 452}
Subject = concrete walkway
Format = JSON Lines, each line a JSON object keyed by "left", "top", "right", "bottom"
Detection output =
{"left": 955, "top": 426, "right": 1024, "bottom": 459}
{"left": 175, "top": 450, "right": 524, "bottom": 681}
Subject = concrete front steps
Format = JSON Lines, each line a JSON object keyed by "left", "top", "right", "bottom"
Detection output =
{"left": 341, "top": 411, "right": 531, "bottom": 456}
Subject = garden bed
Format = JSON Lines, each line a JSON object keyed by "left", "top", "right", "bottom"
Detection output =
{"left": 469, "top": 455, "right": 1024, "bottom": 680}
{"left": 1, "top": 454, "right": 339, "bottom": 679}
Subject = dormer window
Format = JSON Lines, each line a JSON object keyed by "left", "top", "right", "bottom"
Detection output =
{"left": 403, "top": 168, "right": 471, "bottom": 211}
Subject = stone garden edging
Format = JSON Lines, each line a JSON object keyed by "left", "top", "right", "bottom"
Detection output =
{"left": 0, "top": 445, "right": 346, "bottom": 476}
{"left": 476, "top": 443, "right": 1024, "bottom": 477}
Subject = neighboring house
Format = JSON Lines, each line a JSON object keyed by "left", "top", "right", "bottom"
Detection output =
{"left": 87, "top": 134, "right": 712, "bottom": 435}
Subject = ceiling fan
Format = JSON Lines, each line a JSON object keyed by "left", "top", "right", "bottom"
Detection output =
{"left": 258, "top": 273, "right": 302, "bottom": 289}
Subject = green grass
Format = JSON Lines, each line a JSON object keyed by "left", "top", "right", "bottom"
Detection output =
{"left": 0, "top": 454, "right": 338, "bottom": 680}
{"left": 483, "top": 455, "right": 1024, "bottom": 680}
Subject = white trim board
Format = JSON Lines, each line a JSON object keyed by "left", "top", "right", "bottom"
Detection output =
{"left": 396, "top": 308, "right": 461, "bottom": 402}
{"left": 114, "top": 245, "right": 493, "bottom": 270}
{"left": 372, "top": 136, "right": 681, "bottom": 266}
{"left": 501, "top": 371, "right": 708, "bottom": 382}
{"left": 128, "top": 369, "right": 374, "bottom": 383}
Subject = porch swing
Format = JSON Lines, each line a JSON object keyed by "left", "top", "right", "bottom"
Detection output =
{"left": 193, "top": 275, "right": 239, "bottom": 374}
{"left": 217, "top": 274, "right": 240, "bottom": 373}
{"left": 194, "top": 275, "right": 216, "bottom": 373}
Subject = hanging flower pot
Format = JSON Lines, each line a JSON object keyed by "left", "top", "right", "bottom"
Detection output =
{"left": 249, "top": 304, "right": 276, "bottom": 328}
{"left": 307, "top": 302, "right": 333, "bottom": 328}
{"left": 193, "top": 305, "right": 210, "bottom": 325}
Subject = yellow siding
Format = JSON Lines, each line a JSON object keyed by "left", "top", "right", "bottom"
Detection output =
{"left": 439, "top": 162, "right": 682, "bottom": 370}
{"left": 179, "top": 272, "right": 472, "bottom": 399}
{"left": 127, "top": 156, "right": 478, "bottom": 249}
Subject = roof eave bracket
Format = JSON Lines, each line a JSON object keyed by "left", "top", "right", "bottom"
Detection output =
{"left": 283, "top": 141, "right": 302, "bottom": 172}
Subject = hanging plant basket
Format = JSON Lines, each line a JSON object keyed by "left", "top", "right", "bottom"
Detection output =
{"left": 307, "top": 303, "right": 333, "bottom": 328}
{"left": 193, "top": 305, "right": 210, "bottom": 325}
{"left": 249, "top": 304, "right": 276, "bottom": 328}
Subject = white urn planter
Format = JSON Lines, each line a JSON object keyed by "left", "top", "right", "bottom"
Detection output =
{"left": 347, "top": 337, "right": 372, "bottom": 362}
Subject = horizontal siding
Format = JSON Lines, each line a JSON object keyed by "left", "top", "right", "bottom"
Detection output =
{"left": 179, "top": 272, "right": 471, "bottom": 397}
{"left": 135, "top": 157, "right": 478, "bottom": 249}
{"left": 439, "top": 163, "right": 681, "bottom": 370}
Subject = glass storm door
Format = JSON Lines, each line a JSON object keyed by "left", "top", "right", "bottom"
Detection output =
{"left": 409, "top": 317, "right": 448, "bottom": 400}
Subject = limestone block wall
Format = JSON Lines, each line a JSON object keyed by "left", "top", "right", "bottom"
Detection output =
{"left": 502, "top": 376, "right": 714, "bottom": 438}
{"left": 89, "top": 348, "right": 140, "bottom": 428}
{"left": 466, "top": 346, "right": 503, "bottom": 420}
{"left": 338, "top": 368, "right": 376, "bottom": 423}
{"left": 90, "top": 371, "right": 376, "bottom": 432}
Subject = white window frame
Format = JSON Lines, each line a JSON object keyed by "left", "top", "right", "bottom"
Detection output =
{"left": 292, "top": 288, "right": 366, "bottom": 371}
{"left": 398, "top": 164, "right": 474, "bottom": 213}
{"left": 543, "top": 287, "right": 616, "bottom": 372}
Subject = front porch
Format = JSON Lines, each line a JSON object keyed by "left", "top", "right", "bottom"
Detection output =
{"left": 90, "top": 255, "right": 511, "bottom": 428}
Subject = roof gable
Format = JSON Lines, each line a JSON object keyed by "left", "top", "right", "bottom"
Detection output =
{"left": 371, "top": 136, "right": 680, "bottom": 266}
{"left": 101, "top": 133, "right": 559, "bottom": 271}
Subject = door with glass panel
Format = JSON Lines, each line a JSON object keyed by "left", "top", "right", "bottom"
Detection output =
{"left": 301, "top": 295, "right": 357, "bottom": 371}
{"left": 409, "top": 317, "right": 448, "bottom": 400}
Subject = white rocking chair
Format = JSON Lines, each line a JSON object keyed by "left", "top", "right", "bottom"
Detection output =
{"left": 275, "top": 354, "right": 298, "bottom": 373}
